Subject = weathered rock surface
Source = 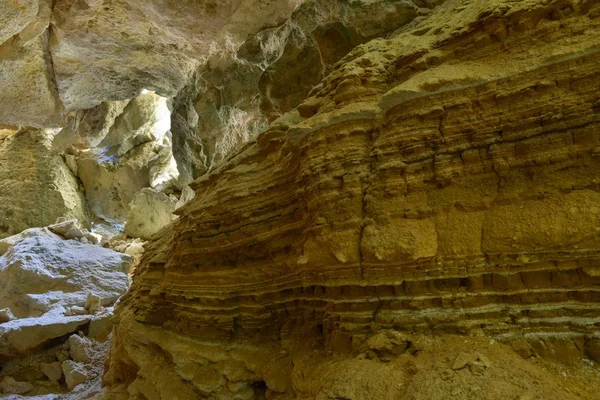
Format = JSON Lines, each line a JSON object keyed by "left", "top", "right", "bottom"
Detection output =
{"left": 124, "top": 188, "right": 178, "bottom": 240}
{"left": 49, "top": 0, "right": 302, "bottom": 111}
{"left": 0, "top": 231, "right": 130, "bottom": 359}
{"left": 0, "top": 32, "right": 65, "bottom": 128}
{"left": 171, "top": 0, "right": 427, "bottom": 182}
{"left": 0, "top": 130, "right": 87, "bottom": 239}
{"left": 75, "top": 91, "right": 180, "bottom": 224}
{"left": 104, "top": 0, "right": 600, "bottom": 398}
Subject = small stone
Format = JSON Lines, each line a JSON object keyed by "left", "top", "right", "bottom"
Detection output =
{"left": 69, "top": 334, "right": 93, "bottom": 363}
{"left": 0, "top": 308, "right": 15, "bottom": 323}
{"left": 41, "top": 362, "right": 63, "bottom": 381}
{"left": 48, "top": 219, "right": 81, "bottom": 237}
{"left": 452, "top": 353, "right": 473, "bottom": 370}
{"left": 88, "top": 311, "right": 114, "bottom": 342}
{"left": 85, "top": 232, "right": 102, "bottom": 245}
{"left": 85, "top": 292, "right": 102, "bottom": 314}
{"left": 70, "top": 306, "right": 88, "bottom": 315}
{"left": 65, "top": 227, "right": 86, "bottom": 240}
{"left": 62, "top": 360, "right": 90, "bottom": 390}
{"left": 0, "top": 376, "right": 33, "bottom": 395}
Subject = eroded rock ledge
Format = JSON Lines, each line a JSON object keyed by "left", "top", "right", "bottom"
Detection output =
{"left": 104, "top": 0, "right": 600, "bottom": 399}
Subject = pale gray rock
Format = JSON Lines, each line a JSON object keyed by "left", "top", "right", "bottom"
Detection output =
{"left": 77, "top": 142, "right": 156, "bottom": 221}
{"left": 99, "top": 91, "right": 171, "bottom": 156}
{"left": 124, "top": 188, "right": 178, "bottom": 240}
{"left": 0, "top": 312, "right": 90, "bottom": 359}
{"left": 69, "top": 99, "right": 131, "bottom": 148}
{"left": 68, "top": 334, "right": 92, "bottom": 364}
{"left": 0, "top": 227, "right": 61, "bottom": 256}
{"left": 48, "top": 219, "right": 81, "bottom": 237}
{"left": 0, "top": 130, "right": 87, "bottom": 239}
{"left": 0, "top": 233, "right": 130, "bottom": 359}
{"left": 88, "top": 309, "right": 114, "bottom": 342}
{"left": 85, "top": 292, "right": 102, "bottom": 314}
{"left": 49, "top": 0, "right": 301, "bottom": 111}
{"left": 62, "top": 360, "right": 90, "bottom": 390}
{"left": 0, "top": 234, "right": 130, "bottom": 319}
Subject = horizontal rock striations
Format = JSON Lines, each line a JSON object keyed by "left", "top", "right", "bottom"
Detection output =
{"left": 105, "top": 0, "right": 600, "bottom": 398}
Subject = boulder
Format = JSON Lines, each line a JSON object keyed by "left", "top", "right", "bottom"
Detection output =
{"left": 0, "top": 34, "right": 65, "bottom": 128}
{"left": 124, "top": 188, "right": 178, "bottom": 240}
{"left": 0, "top": 232, "right": 130, "bottom": 359}
{"left": 62, "top": 360, "right": 90, "bottom": 390}
{"left": 0, "top": 234, "right": 130, "bottom": 319}
{"left": 99, "top": 92, "right": 171, "bottom": 156}
{"left": 40, "top": 361, "right": 63, "bottom": 381}
{"left": 68, "top": 334, "right": 93, "bottom": 364}
{"left": 0, "top": 308, "right": 14, "bottom": 323}
{"left": 77, "top": 142, "right": 156, "bottom": 221}
{"left": 0, "top": 312, "right": 91, "bottom": 359}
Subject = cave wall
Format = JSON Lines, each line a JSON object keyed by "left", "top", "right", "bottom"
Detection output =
{"left": 103, "top": 0, "right": 600, "bottom": 398}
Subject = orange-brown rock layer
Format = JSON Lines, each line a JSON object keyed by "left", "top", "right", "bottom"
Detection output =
{"left": 105, "top": 1, "right": 600, "bottom": 398}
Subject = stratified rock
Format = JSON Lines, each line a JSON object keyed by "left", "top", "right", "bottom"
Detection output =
{"left": 0, "top": 130, "right": 86, "bottom": 239}
{"left": 105, "top": 1, "right": 600, "bottom": 398}
{"left": 124, "top": 188, "right": 178, "bottom": 240}
{"left": 171, "top": 0, "right": 422, "bottom": 181}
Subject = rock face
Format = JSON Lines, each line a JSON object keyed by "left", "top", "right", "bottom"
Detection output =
{"left": 104, "top": 1, "right": 600, "bottom": 398}
{"left": 124, "top": 188, "right": 178, "bottom": 240}
{"left": 50, "top": 0, "right": 303, "bottom": 111}
{"left": 0, "top": 130, "right": 87, "bottom": 238}
{"left": 0, "top": 230, "right": 130, "bottom": 359}
{"left": 171, "top": 0, "right": 429, "bottom": 183}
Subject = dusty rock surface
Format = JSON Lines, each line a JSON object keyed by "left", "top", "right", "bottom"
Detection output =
{"left": 0, "top": 130, "right": 87, "bottom": 239}
{"left": 0, "top": 224, "right": 131, "bottom": 398}
{"left": 103, "top": 0, "right": 600, "bottom": 398}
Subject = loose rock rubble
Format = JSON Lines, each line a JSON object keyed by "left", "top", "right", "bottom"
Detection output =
{"left": 0, "top": 221, "right": 131, "bottom": 397}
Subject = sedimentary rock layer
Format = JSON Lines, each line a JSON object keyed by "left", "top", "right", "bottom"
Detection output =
{"left": 106, "top": 0, "right": 600, "bottom": 398}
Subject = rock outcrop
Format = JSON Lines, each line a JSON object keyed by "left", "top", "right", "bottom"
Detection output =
{"left": 171, "top": 0, "right": 432, "bottom": 183}
{"left": 104, "top": 0, "right": 600, "bottom": 398}
{"left": 0, "top": 130, "right": 87, "bottom": 238}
